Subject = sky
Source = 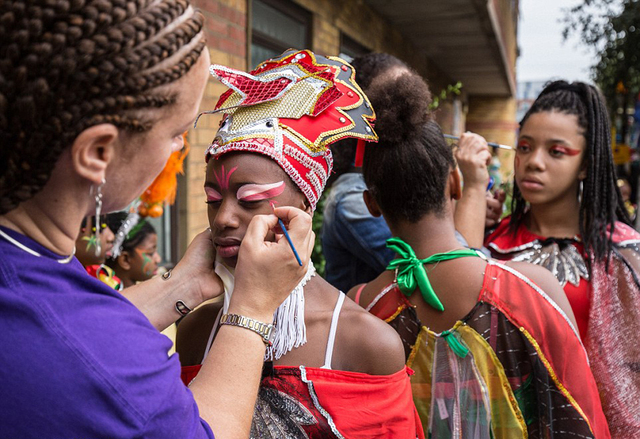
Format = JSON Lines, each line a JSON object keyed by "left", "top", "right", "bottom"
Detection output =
{"left": 517, "top": 0, "right": 596, "bottom": 84}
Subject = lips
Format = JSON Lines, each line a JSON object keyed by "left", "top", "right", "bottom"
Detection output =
{"left": 214, "top": 237, "right": 242, "bottom": 259}
{"left": 519, "top": 177, "right": 544, "bottom": 191}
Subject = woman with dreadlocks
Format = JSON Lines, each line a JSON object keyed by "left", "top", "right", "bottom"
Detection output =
{"left": 350, "top": 72, "right": 610, "bottom": 437}
{"left": 483, "top": 81, "right": 640, "bottom": 437}
{"left": 0, "top": 1, "right": 313, "bottom": 438}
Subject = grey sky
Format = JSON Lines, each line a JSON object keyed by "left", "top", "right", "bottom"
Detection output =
{"left": 517, "top": 0, "right": 596, "bottom": 83}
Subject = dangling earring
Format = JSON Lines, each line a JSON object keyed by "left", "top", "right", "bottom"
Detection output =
{"left": 91, "top": 178, "right": 105, "bottom": 257}
{"left": 578, "top": 180, "right": 584, "bottom": 204}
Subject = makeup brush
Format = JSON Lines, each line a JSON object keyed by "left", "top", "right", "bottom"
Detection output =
{"left": 443, "top": 134, "right": 514, "bottom": 151}
{"left": 278, "top": 219, "right": 303, "bottom": 266}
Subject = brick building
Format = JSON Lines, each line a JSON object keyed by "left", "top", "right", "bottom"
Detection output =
{"left": 158, "top": 0, "right": 519, "bottom": 263}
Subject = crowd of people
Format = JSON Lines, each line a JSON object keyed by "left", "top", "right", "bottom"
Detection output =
{"left": 1, "top": 1, "right": 638, "bottom": 438}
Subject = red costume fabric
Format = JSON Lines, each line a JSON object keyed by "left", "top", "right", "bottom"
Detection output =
{"left": 485, "top": 217, "right": 590, "bottom": 338}
{"left": 181, "top": 364, "right": 424, "bottom": 439}
{"left": 485, "top": 217, "right": 640, "bottom": 437}
{"left": 365, "top": 261, "right": 610, "bottom": 438}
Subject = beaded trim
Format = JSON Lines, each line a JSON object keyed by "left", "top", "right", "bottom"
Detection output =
{"left": 299, "top": 366, "right": 346, "bottom": 439}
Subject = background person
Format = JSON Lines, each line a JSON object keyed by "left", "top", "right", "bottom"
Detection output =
{"left": 322, "top": 52, "right": 501, "bottom": 292}
{"left": 483, "top": 80, "right": 640, "bottom": 436}
{"left": 106, "top": 211, "right": 162, "bottom": 288}
{"left": 349, "top": 71, "right": 609, "bottom": 438}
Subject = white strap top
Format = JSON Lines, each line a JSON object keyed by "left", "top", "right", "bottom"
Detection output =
{"left": 201, "top": 292, "right": 346, "bottom": 369}
{"left": 321, "top": 292, "right": 345, "bottom": 370}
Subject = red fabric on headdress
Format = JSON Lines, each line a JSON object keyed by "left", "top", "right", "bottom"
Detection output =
{"left": 204, "top": 49, "right": 378, "bottom": 210}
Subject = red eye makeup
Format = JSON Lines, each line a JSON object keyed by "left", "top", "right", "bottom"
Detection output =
{"left": 205, "top": 187, "right": 222, "bottom": 202}
{"left": 550, "top": 145, "right": 581, "bottom": 156}
{"left": 237, "top": 181, "right": 286, "bottom": 202}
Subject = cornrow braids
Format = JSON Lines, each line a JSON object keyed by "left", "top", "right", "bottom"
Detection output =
{"left": 511, "top": 80, "right": 630, "bottom": 264}
{"left": 0, "top": 0, "right": 205, "bottom": 214}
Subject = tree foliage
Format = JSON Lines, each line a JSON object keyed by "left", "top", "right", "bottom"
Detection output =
{"left": 563, "top": 0, "right": 640, "bottom": 111}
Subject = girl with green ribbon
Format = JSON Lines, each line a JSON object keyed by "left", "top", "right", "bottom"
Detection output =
{"left": 346, "top": 70, "right": 602, "bottom": 438}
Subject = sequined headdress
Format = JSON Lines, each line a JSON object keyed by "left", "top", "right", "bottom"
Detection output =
{"left": 202, "top": 49, "right": 378, "bottom": 210}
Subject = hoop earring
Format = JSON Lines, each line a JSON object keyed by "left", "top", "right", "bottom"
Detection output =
{"left": 91, "top": 178, "right": 105, "bottom": 257}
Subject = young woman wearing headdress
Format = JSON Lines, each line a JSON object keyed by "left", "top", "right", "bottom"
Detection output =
{"left": 176, "top": 49, "right": 423, "bottom": 438}
{"left": 481, "top": 80, "right": 640, "bottom": 437}
{"left": 349, "top": 72, "right": 610, "bottom": 437}
{"left": 0, "top": 2, "right": 314, "bottom": 437}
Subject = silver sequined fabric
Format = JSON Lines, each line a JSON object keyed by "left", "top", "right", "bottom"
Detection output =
{"left": 587, "top": 248, "right": 640, "bottom": 438}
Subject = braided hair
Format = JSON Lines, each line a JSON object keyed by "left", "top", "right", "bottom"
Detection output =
{"left": 0, "top": 0, "right": 205, "bottom": 214}
{"left": 362, "top": 72, "right": 455, "bottom": 224}
{"left": 511, "top": 80, "right": 630, "bottom": 263}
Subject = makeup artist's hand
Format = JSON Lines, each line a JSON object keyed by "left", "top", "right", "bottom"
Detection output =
{"left": 172, "top": 229, "right": 224, "bottom": 304}
{"left": 485, "top": 189, "right": 506, "bottom": 228}
{"left": 455, "top": 132, "right": 491, "bottom": 190}
{"left": 230, "top": 206, "right": 314, "bottom": 322}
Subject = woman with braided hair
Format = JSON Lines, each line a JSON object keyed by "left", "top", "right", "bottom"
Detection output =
{"left": 0, "top": 1, "right": 314, "bottom": 438}
{"left": 349, "top": 72, "right": 610, "bottom": 437}
{"left": 483, "top": 81, "right": 640, "bottom": 436}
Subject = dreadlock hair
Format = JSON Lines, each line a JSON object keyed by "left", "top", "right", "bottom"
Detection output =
{"left": 510, "top": 80, "right": 630, "bottom": 264}
{"left": 0, "top": 0, "right": 206, "bottom": 214}
{"left": 104, "top": 211, "right": 156, "bottom": 266}
{"left": 329, "top": 53, "right": 410, "bottom": 184}
{"left": 362, "top": 72, "right": 455, "bottom": 224}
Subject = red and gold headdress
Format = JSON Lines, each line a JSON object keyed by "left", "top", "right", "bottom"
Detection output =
{"left": 203, "top": 49, "right": 377, "bottom": 210}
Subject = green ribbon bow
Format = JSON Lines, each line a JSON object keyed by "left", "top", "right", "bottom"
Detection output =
{"left": 386, "top": 237, "right": 481, "bottom": 312}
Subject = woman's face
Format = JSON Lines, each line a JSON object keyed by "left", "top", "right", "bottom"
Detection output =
{"left": 128, "top": 233, "right": 161, "bottom": 282}
{"left": 205, "top": 153, "right": 308, "bottom": 268}
{"left": 515, "top": 111, "right": 587, "bottom": 207}
{"left": 104, "top": 47, "right": 210, "bottom": 212}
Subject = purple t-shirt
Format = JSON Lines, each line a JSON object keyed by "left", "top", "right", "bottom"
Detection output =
{"left": 0, "top": 227, "right": 214, "bottom": 439}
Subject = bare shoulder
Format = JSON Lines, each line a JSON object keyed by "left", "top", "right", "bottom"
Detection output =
{"left": 337, "top": 296, "right": 406, "bottom": 375}
{"left": 505, "top": 260, "right": 578, "bottom": 328}
{"left": 175, "top": 300, "right": 223, "bottom": 366}
{"left": 346, "top": 271, "right": 395, "bottom": 309}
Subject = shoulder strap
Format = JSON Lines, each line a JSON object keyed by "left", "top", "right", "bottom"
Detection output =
{"left": 321, "top": 292, "right": 346, "bottom": 369}
{"left": 354, "top": 284, "right": 366, "bottom": 305}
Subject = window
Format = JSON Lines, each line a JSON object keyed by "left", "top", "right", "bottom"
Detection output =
{"left": 339, "top": 34, "right": 369, "bottom": 63}
{"left": 250, "top": 0, "right": 311, "bottom": 69}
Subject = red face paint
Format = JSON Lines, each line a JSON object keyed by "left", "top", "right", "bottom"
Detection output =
{"left": 550, "top": 145, "right": 581, "bottom": 156}
{"left": 237, "top": 181, "right": 286, "bottom": 202}
{"left": 214, "top": 165, "right": 238, "bottom": 190}
{"left": 205, "top": 187, "right": 222, "bottom": 202}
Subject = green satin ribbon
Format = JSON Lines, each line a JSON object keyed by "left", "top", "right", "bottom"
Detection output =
{"left": 385, "top": 237, "right": 481, "bottom": 312}
{"left": 441, "top": 330, "right": 469, "bottom": 358}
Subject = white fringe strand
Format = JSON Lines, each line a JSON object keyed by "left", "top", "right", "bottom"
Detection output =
{"left": 217, "top": 256, "right": 316, "bottom": 362}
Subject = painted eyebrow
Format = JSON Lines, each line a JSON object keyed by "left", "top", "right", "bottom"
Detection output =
{"left": 237, "top": 181, "right": 285, "bottom": 201}
{"left": 205, "top": 186, "right": 222, "bottom": 200}
{"left": 213, "top": 165, "right": 238, "bottom": 190}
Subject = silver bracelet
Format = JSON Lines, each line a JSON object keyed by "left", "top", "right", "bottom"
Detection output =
{"left": 220, "top": 313, "right": 275, "bottom": 346}
{"left": 161, "top": 269, "right": 192, "bottom": 317}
